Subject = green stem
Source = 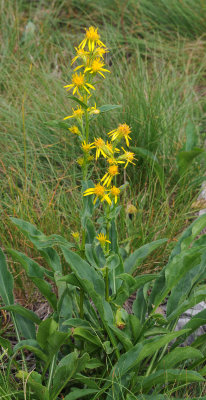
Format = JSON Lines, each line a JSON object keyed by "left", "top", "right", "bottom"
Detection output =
{"left": 47, "top": 354, "right": 56, "bottom": 391}
{"left": 12, "top": 312, "right": 28, "bottom": 373}
{"left": 105, "top": 266, "right": 109, "bottom": 301}
{"left": 80, "top": 288, "right": 84, "bottom": 319}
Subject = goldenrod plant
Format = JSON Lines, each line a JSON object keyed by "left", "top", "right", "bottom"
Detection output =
{"left": 1, "top": 27, "right": 206, "bottom": 400}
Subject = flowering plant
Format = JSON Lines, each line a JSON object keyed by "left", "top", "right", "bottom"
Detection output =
{"left": 1, "top": 26, "right": 206, "bottom": 400}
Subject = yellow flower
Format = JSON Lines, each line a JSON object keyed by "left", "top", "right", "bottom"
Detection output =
{"left": 64, "top": 106, "right": 84, "bottom": 120}
{"left": 77, "top": 157, "right": 84, "bottom": 166}
{"left": 110, "top": 186, "right": 120, "bottom": 204}
{"left": 88, "top": 103, "right": 100, "bottom": 115}
{"left": 83, "top": 183, "right": 111, "bottom": 205}
{"left": 79, "top": 26, "right": 106, "bottom": 51}
{"left": 118, "top": 147, "right": 136, "bottom": 168}
{"left": 94, "top": 138, "right": 113, "bottom": 160}
{"left": 101, "top": 165, "right": 119, "bottom": 187}
{"left": 71, "top": 47, "right": 89, "bottom": 65}
{"left": 126, "top": 203, "right": 137, "bottom": 216}
{"left": 68, "top": 125, "right": 81, "bottom": 135}
{"left": 81, "top": 141, "right": 95, "bottom": 152}
{"left": 64, "top": 72, "right": 95, "bottom": 95}
{"left": 72, "top": 232, "right": 80, "bottom": 241}
{"left": 108, "top": 123, "right": 132, "bottom": 147}
{"left": 85, "top": 58, "right": 110, "bottom": 78}
{"left": 96, "top": 233, "right": 111, "bottom": 245}
{"left": 95, "top": 46, "right": 109, "bottom": 58}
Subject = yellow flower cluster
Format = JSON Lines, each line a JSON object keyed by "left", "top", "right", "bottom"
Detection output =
{"left": 64, "top": 26, "right": 136, "bottom": 207}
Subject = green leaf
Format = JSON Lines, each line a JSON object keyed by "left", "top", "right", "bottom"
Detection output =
{"left": 115, "top": 273, "right": 156, "bottom": 306}
{"left": 129, "top": 314, "right": 141, "bottom": 343}
{"left": 98, "top": 104, "right": 121, "bottom": 113}
{"left": 8, "top": 249, "right": 57, "bottom": 310}
{"left": 185, "top": 121, "right": 198, "bottom": 151}
{"left": 15, "top": 313, "right": 36, "bottom": 339}
{"left": 85, "top": 358, "right": 104, "bottom": 369}
{"left": 132, "top": 287, "right": 147, "bottom": 324}
{"left": 10, "top": 218, "right": 64, "bottom": 273}
{"left": 170, "top": 213, "right": 206, "bottom": 258}
{"left": 157, "top": 347, "right": 203, "bottom": 370}
{"left": 73, "top": 327, "right": 102, "bottom": 347}
{"left": 130, "top": 146, "right": 165, "bottom": 194}
{"left": 110, "top": 330, "right": 190, "bottom": 378}
{"left": 124, "top": 239, "right": 167, "bottom": 274}
{"left": 136, "top": 369, "right": 204, "bottom": 392}
{"left": 61, "top": 248, "right": 105, "bottom": 297}
{"left": 37, "top": 318, "right": 69, "bottom": 355}
{"left": 109, "top": 325, "right": 133, "bottom": 351}
{"left": 51, "top": 352, "right": 79, "bottom": 400}
{"left": 16, "top": 370, "right": 49, "bottom": 400}
{"left": 0, "top": 336, "right": 13, "bottom": 356}
{"left": 150, "top": 246, "right": 205, "bottom": 313}
{"left": 177, "top": 148, "right": 205, "bottom": 175}
{"left": 73, "top": 372, "right": 99, "bottom": 389}
{"left": 0, "top": 305, "right": 41, "bottom": 325}
{"left": 85, "top": 218, "right": 96, "bottom": 244}
{"left": 167, "top": 286, "right": 206, "bottom": 323}
{"left": 64, "top": 389, "right": 98, "bottom": 400}
{"left": 0, "top": 248, "right": 14, "bottom": 305}
{"left": 67, "top": 95, "right": 88, "bottom": 109}
{"left": 14, "top": 339, "right": 47, "bottom": 361}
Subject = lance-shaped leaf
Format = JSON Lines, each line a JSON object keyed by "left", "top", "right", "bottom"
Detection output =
{"left": 0, "top": 248, "right": 14, "bottom": 305}
{"left": 51, "top": 352, "right": 90, "bottom": 400}
{"left": 0, "top": 305, "right": 41, "bottom": 325}
{"left": 8, "top": 249, "right": 57, "bottom": 310}
{"left": 135, "top": 369, "right": 204, "bottom": 392}
{"left": 115, "top": 273, "right": 156, "bottom": 306}
{"left": 64, "top": 389, "right": 98, "bottom": 400}
{"left": 124, "top": 239, "right": 167, "bottom": 275}
{"left": 156, "top": 346, "right": 203, "bottom": 370}
{"left": 110, "top": 330, "right": 190, "bottom": 379}
{"left": 14, "top": 339, "right": 47, "bottom": 362}
{"left": 16, "top": 370, "right": 49, "bottom": 400}
{"left": 10, "top": 218, "right": 69, "bottom": 272}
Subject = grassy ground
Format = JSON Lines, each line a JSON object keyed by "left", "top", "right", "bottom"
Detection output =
{"left": 0, "top": 0, "right": 206, "bottom": 277}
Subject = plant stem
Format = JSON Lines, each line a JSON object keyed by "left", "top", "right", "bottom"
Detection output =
{"left": 80, "top": 288, "right": 84, "bottom": 318}
{"left": 12, "top": 312, "right": 28, "bottom": 373}
{"left": 105, "top": 266, "right": 109, "bottom": 301}
{"left": 47, "top": 354, "right": 56, "bottom": 391}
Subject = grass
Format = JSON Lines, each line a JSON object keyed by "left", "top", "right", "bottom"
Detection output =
{"left": 0, "top": 0, "right": 205, "bottom": 267}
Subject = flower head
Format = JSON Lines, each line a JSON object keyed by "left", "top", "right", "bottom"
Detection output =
{"left": 71, "top": 47, "right": 89, "bottom": 65}
{"left": 96, "top": 233, "right": 111, "bottom": 245}
{"left": 95, "top": 46, "right": 109, "bottom": 58}
{"left": 64, "top": 106, "right": 84, "bottom": 121}
{"left": 101, "top": 165, "right": 119, "bottom": 187}
{"left": 77, "top": 157, "right": 84, "bottom": 166}
{"left": 118, "top": 147, "right": 136, "bottom": 168}
{"left": 64, "top": 72, "right": 95, "bottom": 95}
{"left": 68, "top": 125, "right": 81, "bottom": 135}
{"left": 88, "top": 103, "right": 100, "bottom": 115}
{"left": 83, "top": 183, "right": 111, "bottom": 205}
{"left": 94, "top": 138, "right": 114, "bottom": 160}
{"left": 110, "top": 186, "right": 120, "bottom": 204}
{"left": 72, "top": 232, "right": 80, "bottom": 241}
{"left": 108, "top": 123, "right": 132, "bottom": 146}
{"left": 85, "top": 58, "right": 110, "bottom": 78}
{"left": 81, "top": 141, "right": 95, "bottom": 152}
{"left": 79, "top": 26, "right": 106, "bottom": 51}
